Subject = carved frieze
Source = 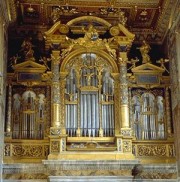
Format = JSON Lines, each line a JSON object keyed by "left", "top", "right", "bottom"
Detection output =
{"left": 137, "top": 145, "right": 166, "bottom": 157}
{"left": 12, "top": 145, "right": 43, "bottom": 157}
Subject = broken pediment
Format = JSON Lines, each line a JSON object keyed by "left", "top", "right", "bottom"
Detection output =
{"left": 45, "top": 16, "right": 135, "bottom": 52}
{"left": 110, "top": 24, "right": 135, "bottom": 46}
{"left": 44, "top": 21, "right": 69, "bottom": 50}
{"left": 45, "top": 21, "right": 69, "bottom": 36}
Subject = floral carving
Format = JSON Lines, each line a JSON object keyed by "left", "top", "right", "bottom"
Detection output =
{"left": 12, "top": 145, "right": 43, "bottom": 157}
{"left": 138, "top": 145, "right": 166, "bottom": 156}
{"left": 51, "top": 141, "right": 59, "bottom": 153}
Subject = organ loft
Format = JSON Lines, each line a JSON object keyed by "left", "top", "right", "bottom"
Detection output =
{"left": 3, "top": 15, "right": 176, "bottom": 180}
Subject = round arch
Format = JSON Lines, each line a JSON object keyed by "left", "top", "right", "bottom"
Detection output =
{"left": 60, "top": 48, "right": 119, "bottom": 73}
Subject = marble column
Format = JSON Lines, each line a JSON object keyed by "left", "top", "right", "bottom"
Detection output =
{"left": 50, "top": 50, "right": 61, "bottom": 134}
{"left": 119, "top": 52, "right": 130, "bottom": 130}
{"left": 118, "top": 52, "right": 133, "bottom": 157}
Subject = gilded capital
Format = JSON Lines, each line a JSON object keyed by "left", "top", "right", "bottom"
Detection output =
{"left": 118, "top": 56, "right": 128, "bottom": 65}
{"left": 51, "top": 51, "right": 61, "bottom": 65}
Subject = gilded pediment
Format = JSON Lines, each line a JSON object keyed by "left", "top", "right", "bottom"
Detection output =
{"left": 132, "top": 63, "right": 165, "bottom": 74}
{"left": 13, "top": 60, "right": 46, "bottom": 73}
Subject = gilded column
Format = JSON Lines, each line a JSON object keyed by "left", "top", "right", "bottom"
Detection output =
{"left": 50, "top": 50, "right": 61, "bottom": 133}
{"left": 6, "top": 84, "right": 12, "bottom": 136}
{"left": 48, "top": 50, "right": 68, "bottom": 158}
{"left": 165, "top": 87, "right": 173, "bottom": 137}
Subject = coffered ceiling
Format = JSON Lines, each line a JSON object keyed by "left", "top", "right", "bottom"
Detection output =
{"left": 6, "top": 0, "right": 179, "bottom": 49}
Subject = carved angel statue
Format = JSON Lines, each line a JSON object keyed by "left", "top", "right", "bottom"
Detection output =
{"left": 156, "top": 58, "right": 169, "bottom": 73}
{"left": 83, "top": 24, "right": 99, "bottom": 41}
{"left": 138, "top": 40, "right": 151, "bottom": 63}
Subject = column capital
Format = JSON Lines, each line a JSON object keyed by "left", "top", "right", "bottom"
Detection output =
{"left": 51, "top": 50, "right": 61, "bottom": 65}
{"left": 118, "top": 52, "right": 128, "bottom": 65}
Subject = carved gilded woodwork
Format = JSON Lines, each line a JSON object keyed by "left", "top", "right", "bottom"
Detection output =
{"left": 5, "top": 14, "right": 175, "bottom": 165}
{"left": 50, "top": 141, "right": 59, "bottom": 153}
{"left": 4, "top": 140, "right": 49, "bottom": 160}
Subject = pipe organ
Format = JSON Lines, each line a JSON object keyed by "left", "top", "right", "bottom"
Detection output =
{"left": 11, "top": 88, "right": 48, "bottom": 139}
{"left": 65, "top": 53, "right": 115, "bottom": 138}
{"left": 4, "top": 16, "right": 175, "bottom": 163}
{"left": 131, "top": 89, "right": 166, "bottom": 140}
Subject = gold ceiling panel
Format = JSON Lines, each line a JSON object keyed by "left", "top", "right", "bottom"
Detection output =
{"left": 7, "top": 0, "right": 176, "bottom": 44}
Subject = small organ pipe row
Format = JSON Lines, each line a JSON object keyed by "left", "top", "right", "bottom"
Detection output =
{"left": 11, "top": 91, "right": 46, "bottom": 139}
